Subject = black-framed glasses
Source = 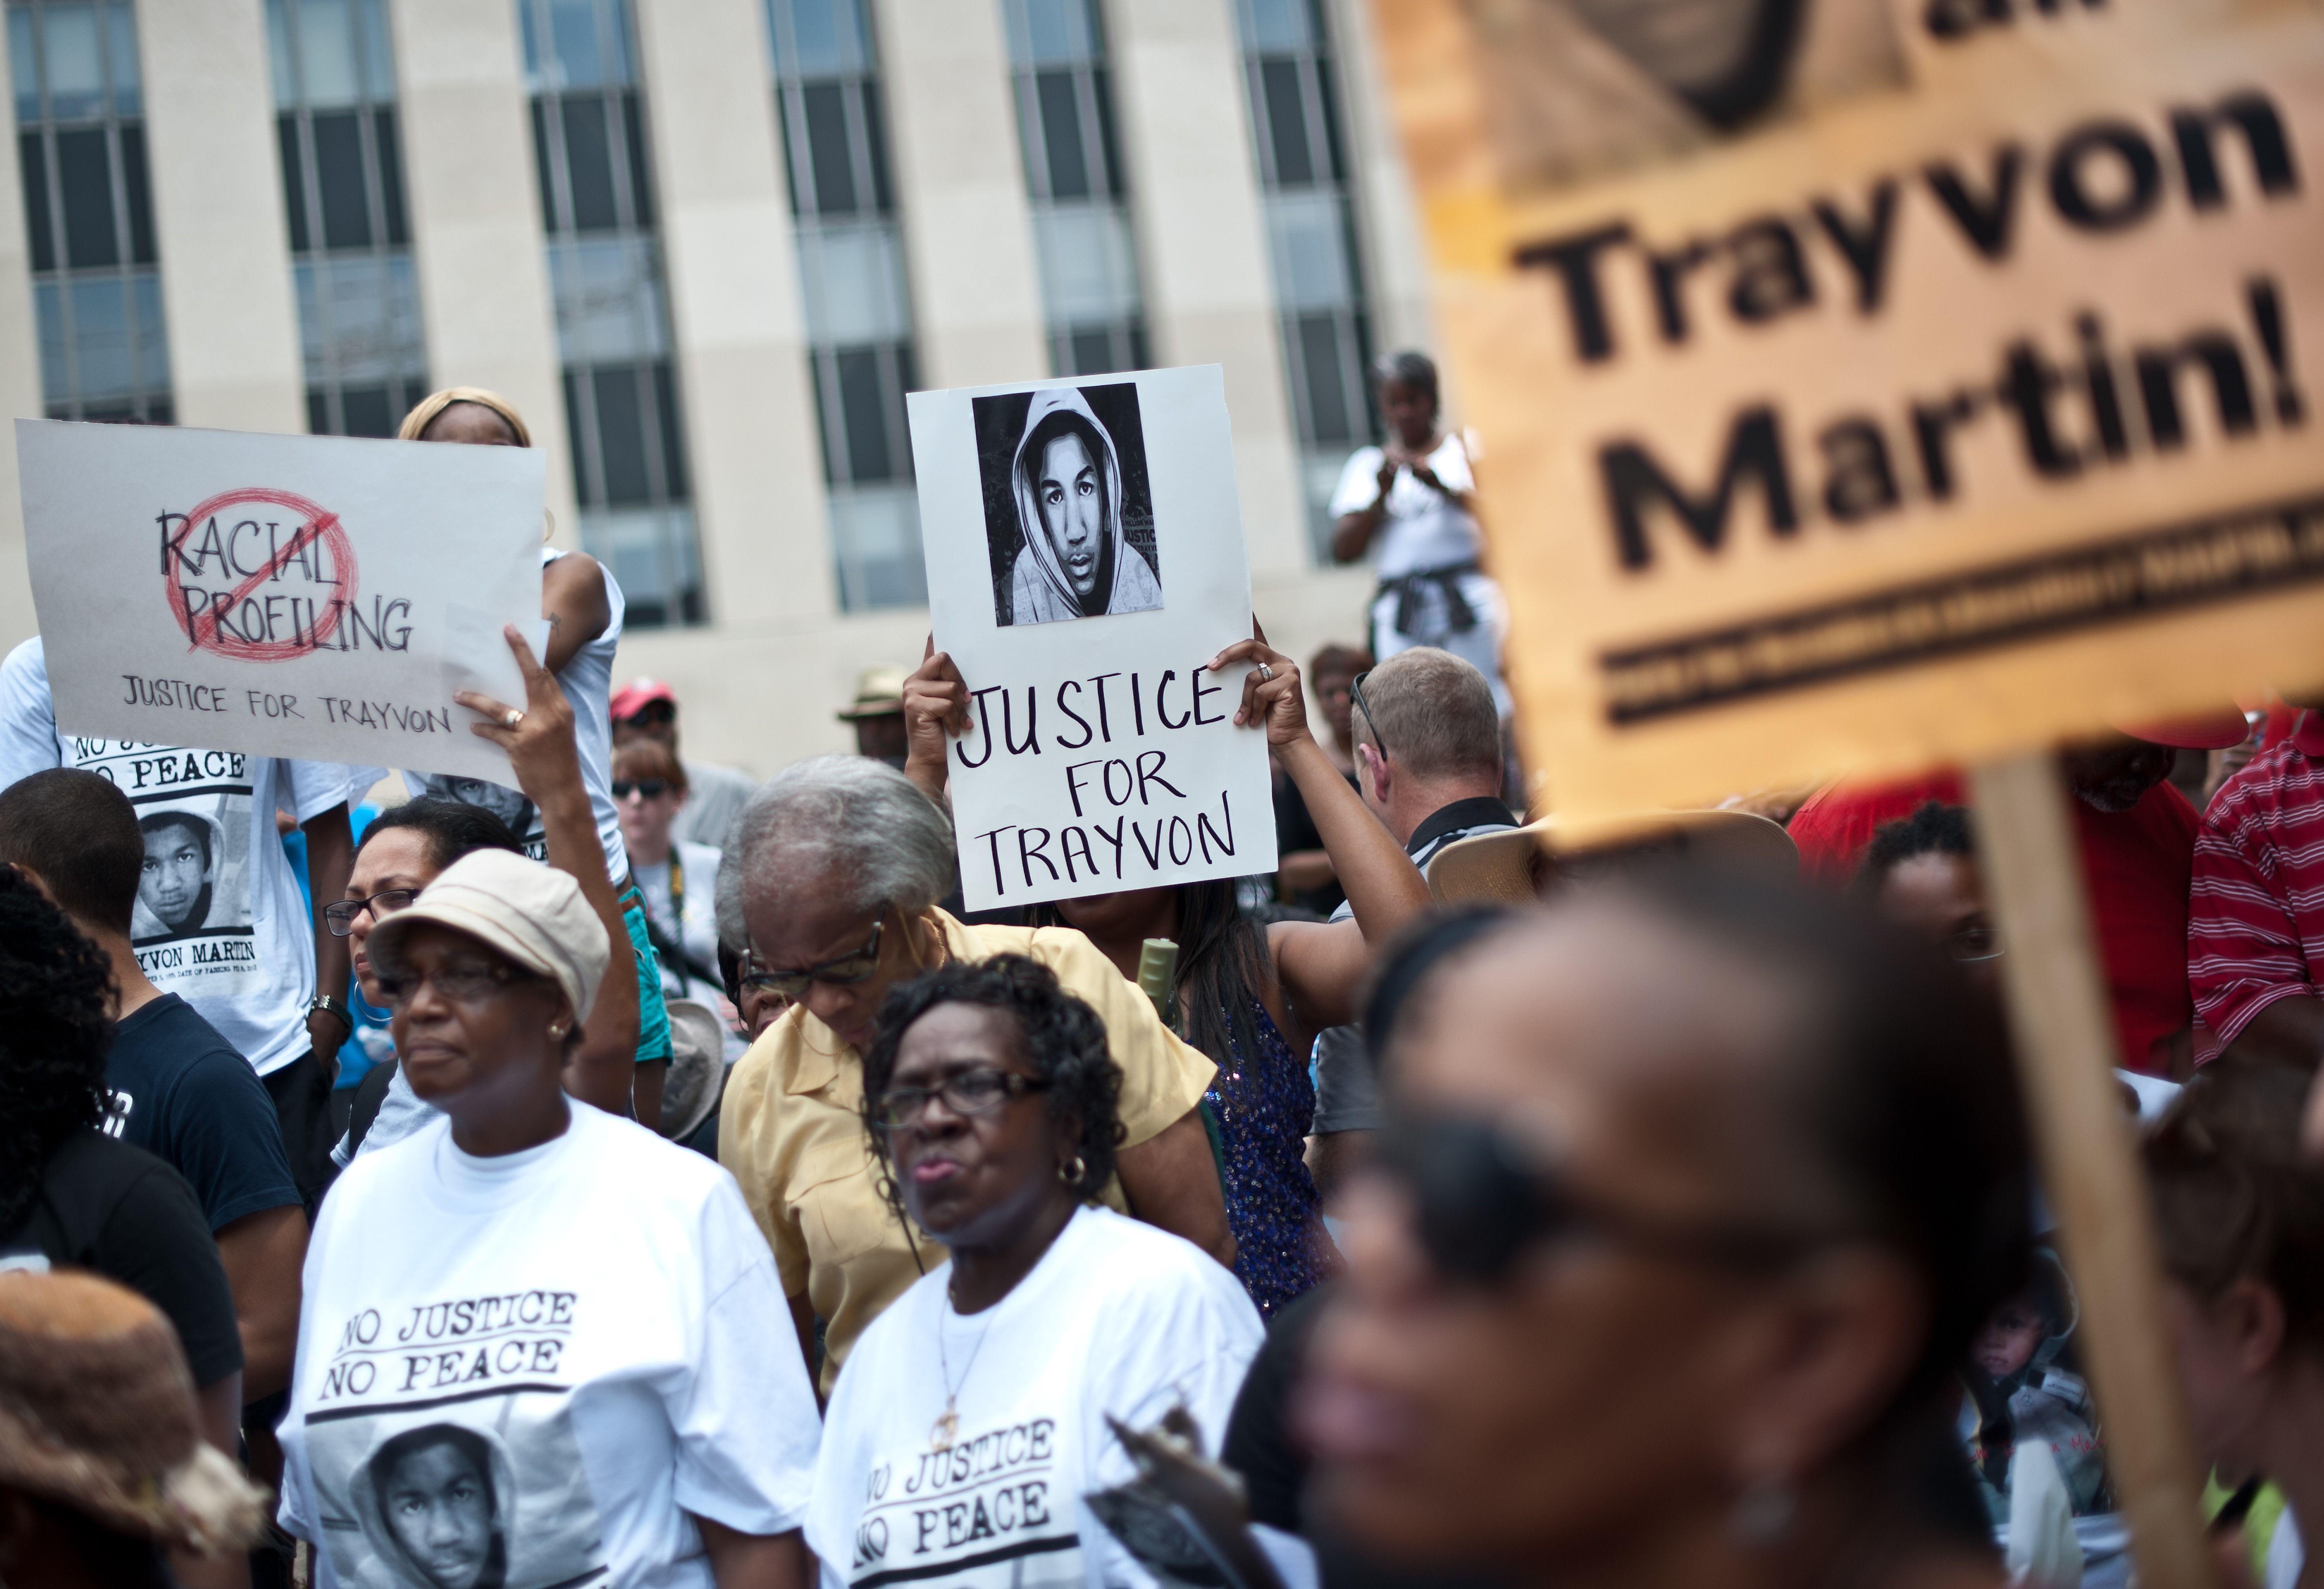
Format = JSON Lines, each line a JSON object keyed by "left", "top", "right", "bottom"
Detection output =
{"left": 371, "top": 958, "right": 532, "bottom": 1009}
{"left": 1350, "top": 670, "right": 1385, "bottom": 758}
{"left": 1947, "top": 924, "right": 2003, "bottom": 963}
{"left": 1377, "top": 1112, "right": 1848, "bottom": 1285}
{"left": 741, "top": 919, "right": 885, "bottom": 1001}
{"left": 324, "top": 888, "right": 416, "bottom": 937}
{"left": 612, "top": 778, "right": 670, "bottom": 800}
{"left": 872, "top": 1069, "right": 1050, "bottom": 1131}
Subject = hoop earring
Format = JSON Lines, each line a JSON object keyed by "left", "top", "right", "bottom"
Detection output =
{"left": 1057, "top": 1154, "right": 1087, "bottom": 1186}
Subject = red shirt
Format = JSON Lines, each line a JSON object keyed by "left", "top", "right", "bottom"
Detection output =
{"left": 1790, "top": 772, "right": 2199, "bottom": 1073}
{"left": 2189, "top": 711, "right": 2324, "bottom": 1051}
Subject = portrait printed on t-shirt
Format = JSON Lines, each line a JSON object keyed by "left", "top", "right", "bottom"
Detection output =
{"left": 57, "top": 743, "right": 259, "bottom": 953}
{"left": 304, "top": 1394, "right": 604, "bottom": 1589}
{"left": 975, "top": 383, "right": 1162, "bottom": 628}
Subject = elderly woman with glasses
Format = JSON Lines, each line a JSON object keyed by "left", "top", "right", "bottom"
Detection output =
{"left": 279, "top": 848, "right": 821, "bottom": 1589}
{"left": 1301, "top": 874, "right": 2033, "bottom": 1588}
{"left": 805, "top": 955, "right": 1262, "bottom": 1587}
{"left": 718, "top": 758, "right": 1231, "bottom": 1396}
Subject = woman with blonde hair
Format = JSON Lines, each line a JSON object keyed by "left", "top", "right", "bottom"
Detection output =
{"left": 396, "top": 387, "right": 672, "bottom": 1128}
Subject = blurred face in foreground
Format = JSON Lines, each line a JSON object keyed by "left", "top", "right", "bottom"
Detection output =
{"left": 1299, "top": 905, "right": 1927, "bottom": 1578}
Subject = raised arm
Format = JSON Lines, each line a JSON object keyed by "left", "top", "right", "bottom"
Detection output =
{"left": 541, "top": 551, "right": 612, "bottom": 675}
{"left": 1330, "top": 452, "right": 1400, "bottom": 564}
{"left": 457, "top": 625, "right": 639, "bottom": 1116}
{"left": 302, "top": 801, "right": 355, "bottom": 1078}
{"left": 1209, "top": 636, "right": 1430, "bottom": 1040}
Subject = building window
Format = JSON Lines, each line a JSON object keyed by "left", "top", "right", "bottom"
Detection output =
{"left": 767, "top": 0, "right": 924, "bottom": 612}
{"left": 1003, "top": 0, "right": 1145, "bottom": 377}
{"left": 519, "top": 0, "right": 701, "bottom": 628}
{"left": 268, "top": 0, "right": 426, "bottom": 438}
{"left": 10, "top": 0, "right": 169, "bottom": 423}
{"left": 1235, "top": 0, "right": 1374, "bottom": 558}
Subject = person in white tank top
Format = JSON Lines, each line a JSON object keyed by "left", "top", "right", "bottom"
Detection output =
{"left": 392, "top": 388, "right": 672, "bottom": 1129}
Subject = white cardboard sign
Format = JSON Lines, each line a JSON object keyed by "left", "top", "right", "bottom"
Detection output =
{"left": 17, "top": 420, "right": 544, "bottom": 783}
{"left": 909, "top": 365, "right": 1278, "bottom": 911}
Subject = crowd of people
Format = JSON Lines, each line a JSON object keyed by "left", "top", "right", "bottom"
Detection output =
{"left": 3, "top": 370, "right": 2323, "bottom": 1589}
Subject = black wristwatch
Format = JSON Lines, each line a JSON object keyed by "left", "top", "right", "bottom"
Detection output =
{"left": 309, "top": 993, "right": 354, "bottom": 1033}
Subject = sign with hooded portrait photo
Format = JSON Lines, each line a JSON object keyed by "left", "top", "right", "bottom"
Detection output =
{"left": 909, "top": 366, "right": 1277, "bottom": 911}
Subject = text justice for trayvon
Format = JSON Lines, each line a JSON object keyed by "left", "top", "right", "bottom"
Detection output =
{"left": 1518, "top": 88, "right": 2307, "bottom": 570}
{"left": 953, "top": 667, "right": 1243, "bottom": 897}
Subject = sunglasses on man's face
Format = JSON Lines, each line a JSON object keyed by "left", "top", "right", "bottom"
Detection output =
{"left": 1375, "top": 1112, "right": 1846, "bottom": 1285}
{"left": 612, "top": 779, "right": 670, "bottom": 800}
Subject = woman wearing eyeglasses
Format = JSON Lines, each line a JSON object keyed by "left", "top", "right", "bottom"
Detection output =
{"left": 1301, "top": 873, "right": 2033, "bottom": 1588}
{"left": 613, "top": 740, "right": 726, "bottom": 1012}
{"left": 805, "top": 954, "right": 1263, "bottom": 1588}
{"left": 718, "top": 757, "right": 1232, "bottom": 1398}
{"left": 330, "top": 628, "right": 645, "bottom": 1165}
{"left": 898, "top": 637, "right": 1433, "bottom": 1319}
{"left": 278, "top": 849, "right": 821, "bottom": 1589}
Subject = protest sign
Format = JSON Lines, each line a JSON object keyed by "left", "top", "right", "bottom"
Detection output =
{"left": 1371, "top": 0, "right": 2324, "bottom": 822}
{"left": 17, "top": 420, "right": 544, "bottom": 783}
{"left": 908, "top": 365, "right": 1277, "bottom": 911}
{"left": 1366, "top": 5, "right": 2323, "bottom": 1584}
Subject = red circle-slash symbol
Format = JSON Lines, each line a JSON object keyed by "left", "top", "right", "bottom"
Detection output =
{"left": 164, "top": 487, "right": 362, "bottom": 661}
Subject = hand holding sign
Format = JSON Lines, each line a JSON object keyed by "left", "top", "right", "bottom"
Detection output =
{"left": 1208, "top": 635, "right": 1309, "bottom": 744}
{"left": 907, "top": 366, "right": 1278, "bottom": 910}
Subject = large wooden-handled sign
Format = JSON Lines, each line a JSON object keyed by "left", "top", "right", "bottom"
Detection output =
{"left": 1379, "top": 3, "right": 2324, "bottom": 820}
{"left": 908, "top": 365, "right": 1277, "bottom": 912}
{"left": 1366, "top": 4, "right": 2324, "bottom": 1585}
{"left": 17, "top": 420, "right": 544, "bottom": 782}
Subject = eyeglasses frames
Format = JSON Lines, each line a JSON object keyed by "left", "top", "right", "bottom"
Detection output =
{"left": 1350, "top": 669, "right": 1386, "bottom": 760}
{"left": 871, "top": 1069, "right": 1050, "bottom": 1131}
{"left": 612, "top": 779, "right": 670, "bottom": 800}
{"left": 741, "top": 919, "right": 886, "bottom": 1002}
{"left": 324, "top": 888, "right": 415, "bottom": 937}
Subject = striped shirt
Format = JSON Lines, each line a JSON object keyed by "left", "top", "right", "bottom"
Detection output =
{"left": 2189, "top": 711, "right": 2324, "bottom": 1049}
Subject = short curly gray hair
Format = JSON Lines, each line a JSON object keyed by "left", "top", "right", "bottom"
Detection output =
{"left": 731, "top": 756, "right": 956, "bottom": 922}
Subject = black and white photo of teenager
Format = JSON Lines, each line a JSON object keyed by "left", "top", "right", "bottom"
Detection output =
{"left": 979, "top": 384, "right": 1162, "bottom": 627}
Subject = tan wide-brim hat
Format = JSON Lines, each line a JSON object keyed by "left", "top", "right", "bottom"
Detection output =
{"left": 659, "top": 999, "right": 726, "bottom": 1140}
{"left": 368, "top": 849, "right": 610, "bottom": 1024}
{"left": 0, "top": 1269, "right": 267, "bottom": 1555}
{"left": 1426, "top": 809, "right": 1798, "bottom": 906}
{"left": 836, "top": 665, "right": 910, "bottom": 721}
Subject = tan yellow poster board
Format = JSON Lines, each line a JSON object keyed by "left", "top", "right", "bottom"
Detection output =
{"left": 1374, "top": 0, "right": 2324, "bottom": 820}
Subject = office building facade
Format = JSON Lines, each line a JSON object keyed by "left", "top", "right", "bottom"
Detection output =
{"left": 0, "top": 0, "right": 1431, "bottom": 772}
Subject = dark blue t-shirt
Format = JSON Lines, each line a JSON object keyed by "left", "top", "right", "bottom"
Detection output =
{"left": 106, "top": 993, "right": 300, "bottom": 1231}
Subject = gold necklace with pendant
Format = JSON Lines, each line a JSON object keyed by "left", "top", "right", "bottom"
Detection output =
{"left": 931, "top": 1283, "right": 994, "bottom": 1454}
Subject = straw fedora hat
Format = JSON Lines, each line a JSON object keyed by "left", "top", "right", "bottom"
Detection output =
{"left": 659, "top": 999, "right": 727, "bottom": 1141}
{"left": 0, "top": 1268, "right": 267, "bottom": 1555}
{"left": 1426, "top": 808, "right": 1798, "bottom": 906}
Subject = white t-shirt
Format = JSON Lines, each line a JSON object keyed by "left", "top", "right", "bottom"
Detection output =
{"left": 0, "top": 637, "right": 361, "bottom": 1077}
{"left": 807, "top": 1204, "right": 1263, "bottom": 1589}
{"left": 1328, "top": 434, "right": 1481, "bottom": 579}
{"left": 403, "top": 549, "right": 629, "bottom": 886}
{"left": 278, "top": 1103, "right": 819, "bottom": 1588}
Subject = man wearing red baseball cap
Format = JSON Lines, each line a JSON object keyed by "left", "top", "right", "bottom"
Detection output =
{"left": 610, "top": 678, "right": 754, "bottom": 852}
{"left": 1789, "top": 709, "right": 2250, "bottom": 1075}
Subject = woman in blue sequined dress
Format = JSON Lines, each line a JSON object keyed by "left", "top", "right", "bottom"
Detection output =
{"left": 904, "top": 634, "right": 1435, "bottom": 1316}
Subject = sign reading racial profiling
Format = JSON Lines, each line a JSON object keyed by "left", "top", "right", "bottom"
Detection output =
{"left": 16, "top": 420, "right": 544, "bottom": 784}
{"left": 909, "top": 365, "right": 1277, "bottom": 911}
{"left": 1370, "top": 0, "right": 2324, "bottom": 819}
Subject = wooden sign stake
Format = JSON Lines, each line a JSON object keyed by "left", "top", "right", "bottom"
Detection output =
{"left": 1968, "top": 752, "right": 2217, "bottom": 1589}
